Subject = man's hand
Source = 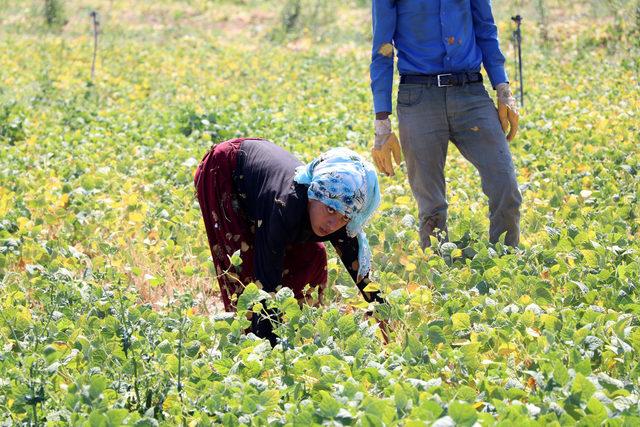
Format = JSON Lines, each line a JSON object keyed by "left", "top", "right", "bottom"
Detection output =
{"left": 372, "top": 118, "right": 402, "bottom": 176}
{"left": 496, "top": 82, "right": 519, "bottom": 142}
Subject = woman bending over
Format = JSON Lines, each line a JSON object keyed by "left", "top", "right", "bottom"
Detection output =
{"left": 194, "top": 138, "right": 383, "bottom": 344}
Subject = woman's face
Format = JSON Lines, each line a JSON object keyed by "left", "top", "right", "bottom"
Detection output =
{"left": 308, "top": 199, "right": 350, "bottom": 237}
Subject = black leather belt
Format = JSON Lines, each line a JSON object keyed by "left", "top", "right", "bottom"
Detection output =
{"left": 400, "top": 72, "right": 483, "bottom": 87}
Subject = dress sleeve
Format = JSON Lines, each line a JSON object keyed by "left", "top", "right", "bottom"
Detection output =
{"left": 253, "top": 208, "right": 287, "bottom": 293}
{"left": 329, "top": 228, "right": 383, "bottom": 303}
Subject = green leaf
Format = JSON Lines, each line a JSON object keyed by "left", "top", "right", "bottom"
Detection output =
{"left": 89, "top": 375, "right": 107, "bottom": 400}
{"left": 394, "top": 383, "right": 410, "bottom": 413}
{"left": 252, "top": 302, "right": 263, "bottom": 314}
{"left": 426, "top": 325, "right": 446, "bottom": 346}
{"left": 575, "top": 358, "right": 592, "bottom": 376}
{"left": 363, "top": 397, "right": 396, "bottom": 424}
{"left": 533, "top": 285, "right": 553, "bottom": 304}
{"left": 241, "top": 392, "right": 258, "bottom": 414}
{"left": 628, "top": 327, "right": 640, "bottom": 353}
{"left": 258, "top": 389, "right": 280, "bottom": 411}
{"left": 317, "top": 391, "right": 340, "bottom": 418}
{"left": 157, "top": 339, "right": 172, "bottom": 354}
{"left": 410, "top": 399, "right": 443, "bottom": 420}
{"left": 553, "top": 359, "right": 570, "bottom": 386}
{"left": 279, "top": 297, "right": 302, "bottom": 321}
{"left": 337, "top": 313, "right": 357, "bottom": 337}
{"left": 133, "top": 418, "right": 160, "bottom": 427}
{"left": 448, "top": 401, "right": 477, "bottom": 427}
{"left": 221, "top": 413, "right": 239, "bottom": 427}
{"left": 585, "top": 397, "right": 608, "bottom": 423}
{"left": 237, "top": 283, "right": 270, "bottom": 311}
{"left": 89, "top": 410, "right": 107, "bottom": 427}
{"left": 541, "top": 314, "right": 562, "bottom": 331}
{"left": 404, "top": 333, "right": 425, "bottom": 360}
{"left": 105, "top": 409, "right": 129, "bottom": 425}
{"left": 229, "top": 249, "right": 242, "bottom": 267}
{"left": 335, "top": 285, "right": 358, "bottom": 299}
{"left": 460, "top": 342, "right": 481, "bottom": 370}
{"left": 571, "top": 373, "right": 596, "bottom": 402}
{"left": 456, "top": 385, "right": 477, "bottom": 403}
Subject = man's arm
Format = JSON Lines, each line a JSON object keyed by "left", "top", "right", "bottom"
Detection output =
{"left": 470, "top": 0, "right": 508, "bottom": 89}
{"left": 370, "top": 0, "right": 397, "bottom": 116}
{"left": 370, "top": 1, "right": 401, "bottom": 175}
{"left": 471, "top": 0, "right": 519, "bottom": 141}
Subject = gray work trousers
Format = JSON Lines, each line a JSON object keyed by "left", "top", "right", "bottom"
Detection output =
{"left": 396, "top": 81, "right": 522, "bottom": 248}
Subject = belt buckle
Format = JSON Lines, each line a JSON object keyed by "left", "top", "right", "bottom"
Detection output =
{"left": 437, "top": 73, "right": 453, "bottom": 87}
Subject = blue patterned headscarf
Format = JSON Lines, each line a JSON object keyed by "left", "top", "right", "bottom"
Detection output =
{"left": 294, "top": 148, "right": 380, "bottom": 280}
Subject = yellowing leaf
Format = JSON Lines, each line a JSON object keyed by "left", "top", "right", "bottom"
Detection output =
{"left": 452, "top": 313, "right": 471, "bottom": 331}
{"left": 406, "top": 282, "right": 419, "bottom": 294}
{"left": 498, "top": 343, "right": 518, "bottom": 356}
{"left": 395, "top": 196, "right": 412, "bottom": 205}
{"left": 519, "top": 295, "right": 532, "bottom": 305}
{"left": 363, "top": 282, "right": 380, "bottom": 292}
{"left": 128, "top": 211, "right": 144, "bottom": 223}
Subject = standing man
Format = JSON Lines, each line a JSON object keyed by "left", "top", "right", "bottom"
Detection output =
{"left": 369, "top": 0, "right": 522, "bottom": 248}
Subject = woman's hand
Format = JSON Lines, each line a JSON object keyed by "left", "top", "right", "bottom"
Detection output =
{"left": 365, "top": 310, "right": 390, "bottom": 345}
{"left": 377, "top": 318, "right": 390, "bottom": 345}
{"left": 251, "top": 306, "right": 279, "bottom": 347}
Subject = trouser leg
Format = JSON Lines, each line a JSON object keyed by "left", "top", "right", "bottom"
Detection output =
{"left": 448, "top": 83, "right": 522, "bottom": 247}
{"left": 397, "top": 84, "right": 451, "bottom": 248}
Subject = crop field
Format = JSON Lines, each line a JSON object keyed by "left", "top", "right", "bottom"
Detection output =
{"left": 1, "top": 0, "right": 639, "bottom": 425}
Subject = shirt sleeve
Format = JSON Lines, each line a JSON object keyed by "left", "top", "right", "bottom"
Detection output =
{"left": 329, "top": 228, "right": 383, "bottom": 303}
{"left": 470, "top": 0, "right": 508, "bottom": 88}
{"left": 370, "top": 0, "right": 397, "bottom": 114}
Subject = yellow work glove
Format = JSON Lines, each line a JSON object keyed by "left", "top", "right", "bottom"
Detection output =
{"left": 496, "top": 82, "right": 519, "bottom": 142}
{"left": 372, "top": 118, "right": 402, "bottom": 176}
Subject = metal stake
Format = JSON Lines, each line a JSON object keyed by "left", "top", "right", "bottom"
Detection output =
{"left": 90, "top": 11, "right": 99, "bottom": 81}
{"left": 511, "top": 14, "right": 524, "bottom": 106}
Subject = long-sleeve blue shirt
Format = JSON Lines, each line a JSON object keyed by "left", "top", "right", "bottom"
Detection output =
{"left": 370, "top": 0, "right": 508, "bottom": 114}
